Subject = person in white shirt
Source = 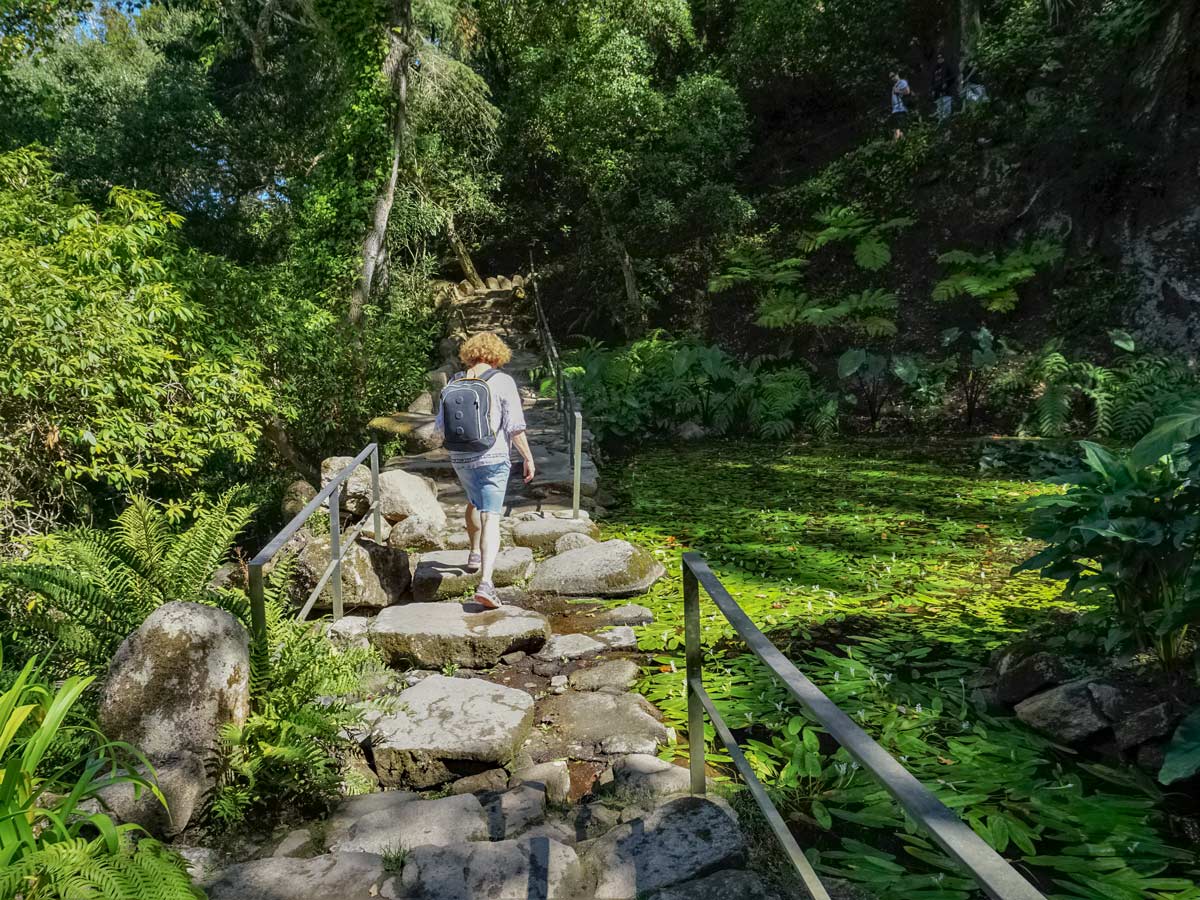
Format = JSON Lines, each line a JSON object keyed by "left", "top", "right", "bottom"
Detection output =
{"left": 433, "top": 332, "right": 536, "bottom": 609}
{"left": 890, "top": 71, "right": 912, "bottom": 139}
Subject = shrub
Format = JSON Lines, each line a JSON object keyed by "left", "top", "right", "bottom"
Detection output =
{"left": 1015, "top": 404, "right": 1200, "bottom": 668}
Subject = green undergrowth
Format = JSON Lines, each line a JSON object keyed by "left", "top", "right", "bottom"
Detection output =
{"left": 603, "top": 439, "right": 1199, "bottom": 900}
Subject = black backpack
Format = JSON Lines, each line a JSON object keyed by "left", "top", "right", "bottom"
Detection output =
{"left": 440, "top": 369, "right": 501, "bottom": 453}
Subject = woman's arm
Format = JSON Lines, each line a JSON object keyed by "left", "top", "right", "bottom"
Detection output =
{"left": 511, "top": 431, "right": 536, "bottom": 483}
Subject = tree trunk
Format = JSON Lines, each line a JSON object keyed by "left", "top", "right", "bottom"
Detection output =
{"left": 446, "top": 213, "right": 485, "bottom": 289}
{"left": 348, "top": 0, "right": 413, "bottom": 327}
{"left": 958, "top": 0, "right": 982, "bottom": 66}
{"left": 263, "top": 415, "right": 318, "bottom": 482}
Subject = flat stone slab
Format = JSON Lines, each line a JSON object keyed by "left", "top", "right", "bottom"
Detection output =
{"left": 204, "top": 852, "right": 393, "bottom": 900}
{"left": 512, "top": 517, "right": 600, "bottom": 553}
{"left": 595, "top": 626, "right": 638, "bottom": 651}
{"left": 399, "top": 837, "right": 582, "bottom": 899}
{"left": 372, "top": 675, "right": 535, "bottom": 788}
{"left": 330, "top": 794, "right": 488, "bottom": 854}
{"left": 412, "top": 548, "right": 535, "bottom": 601}
{"left": 643, "top": 871, "right": 783, "bottom": 900}
{"left": 369, "top": 604, "right": 549, "bottom": 668}
{"left": 569, "top": 659, "right": 641, "bottom": 693}
{"left": 534, "top": 633, "right": 606, "bottom": 661}
{"left": 597, "top": 604, "right": 654, "bottom": 626}
{"left": 531, "top": 691, "right": 670, "bottom": 760}
{"left": 612, "top": 754, "right": 692, "bottom": 800}
{"left": 529, "top": 541, "right": 665, "bottom": 598}
{"left": 583, "top": 797, "right": 745, "bottom": 899}
{"left": 324, "top": 792, "right": 420, "bottom": 848}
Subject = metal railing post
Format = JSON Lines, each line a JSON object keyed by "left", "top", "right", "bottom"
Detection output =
{"left": 683, "top": 561, "right": 706, "bottom": 796}
{"left": 370, "top": 446, "right": 383, "bottom": 543}
{"left": 572, "top": 410, "right": 583, "bottom": 519}
{"left": 329, "top": 483, "right": 344, "bottom": 622}
{"left": 248, "top": 562, "right": 266, "bottom": 646}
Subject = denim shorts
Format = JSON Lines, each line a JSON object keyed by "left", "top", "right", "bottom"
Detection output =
{"left": 454, "top": 461, "right": 511, "bottom": 514}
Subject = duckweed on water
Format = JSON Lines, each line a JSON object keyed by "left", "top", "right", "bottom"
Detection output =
{"left": 603, "top": 441, "right": 1199, "bottom": 900}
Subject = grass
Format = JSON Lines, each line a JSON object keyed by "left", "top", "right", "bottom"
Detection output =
{"left": 603, "top": 439, "right": 1199, "bottom": 900}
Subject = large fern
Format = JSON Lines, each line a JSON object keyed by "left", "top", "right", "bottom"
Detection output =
{"left": 0, "top": 835, "right": 201, "bottom": 900}
{"left": 0, "top": 491, "right": 254, "bottom": 673}
{"left": 933, "top": 239, "right": 1063, "bottom": 312}
{"left": 801, "top": 205, "right": 914, "bottom": 271}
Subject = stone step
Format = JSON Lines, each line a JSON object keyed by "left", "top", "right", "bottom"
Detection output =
{"left": 410, "top": 548, "right": 534, "bottom": 602}
{"left": 399, "top": 836, "right": 582, "bottom": 899}
{"left": 527, "top": 691, "right": 671, "bottom": 761}
{"left": 368, "top": 602, "right": 549, "bottom": 668}
{"left": 369, "top": 674, "right": 535, "bottom": 788}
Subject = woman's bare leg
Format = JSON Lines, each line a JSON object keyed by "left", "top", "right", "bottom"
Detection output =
{"left": 478, "top": 511, "right": 501, "bottom": 585}
{"left": 465, "top": 503, "right": 481, "bottom": 554}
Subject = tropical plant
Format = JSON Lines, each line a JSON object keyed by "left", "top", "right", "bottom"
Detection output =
{"left": 0, "top": 491, "right": 253, "bottom": 674}
{"left": 837, "top": 349, "right": 921, "bottom": 428}
{"left": 756, "top": 288, "right": 899, "bottom": 338}
{"left": 707, "top": 244, "right": 807, "bottom": 293}
{"left": 932, "top": 239, "right": 1063, "bottom": 312}
{"left": 940, "top": 326, "right": 1014, "bottom": 428}
{"left": 0, "top": 654, "right": 199, "bottom": 899}
{"left": 1015, "top": 405, "right": 1200, "bottom": 668}
{"left": 801, "top": 205, "right": 914, "bottom": 272}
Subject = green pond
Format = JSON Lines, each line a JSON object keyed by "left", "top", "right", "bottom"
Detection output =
{"left": 601, "top": 440, "right": 1199, "bottom": 900}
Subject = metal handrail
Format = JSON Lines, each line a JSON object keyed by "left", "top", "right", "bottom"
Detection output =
{"left": 527, "top": 252, "right": 583, "bottom": 519}
{"left": 682, "top": 552, "right": 1046, "bottom": 900}
{"left": 247, "top": 444, "right": 383, "bottom": 643}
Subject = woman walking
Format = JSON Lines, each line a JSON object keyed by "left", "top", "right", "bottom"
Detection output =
{"left": 434, "top": 332, "right": 535, "bottom": 609}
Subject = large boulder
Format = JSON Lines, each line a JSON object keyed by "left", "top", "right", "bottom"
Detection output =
{"left": 281, "top": 478, "right": 317, "bottom": 521}
{"left": 95, "top": 751, "right": 208, "bottom": 839}
{"left": 99, "top": 602, "right": 249, "bottom": 762}
{"left": 399, "top": 837, "right": 582, "bottom": 899}
{"left": 321, "top": 456, "right": 374, "bottom": 517}
{"left": 294, "top": 536, "right": 411, "bottom": 611}
{"left": 513, "top": 517, "right": 599, "bottom": 553}
{"left": 368, "top": 603, "right": 549, "bottom": 668}
{"left": 388, "top": 518, "right": 447, "bottom": 552}
{"left": 204, "top": 853, "right": 393, "bottom": 900}
{"left": 994, "top": 650, "right": 1070, "bottom": 705}
{"left": 1014, "top": 679, "right": 1109, "bottom": 744}
{"left": 583, "top": 797, "right": 745, "bottom": 899}
{"left": 378, "top": 469, "right": 446, "bottom": 528}
{"left": 529, "top": 540, "right": 665, "bottom": 598}
{"left": 611, "top": 754, "right": 692, "bottom": 801}
{"left": 411, "top": 548, "right": 535, "bottom": 602}
{"left": 371, "top": 675, "right": 536, "bottom": 788}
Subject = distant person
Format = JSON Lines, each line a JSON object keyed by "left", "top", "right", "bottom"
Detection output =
{"left": 932, "top": 52, "right": 957, "bottom": 121}
{"left": 890, "top": 71, "right": 912, "bottom": 140}
{"left": 434, "top": 332, "right": 536, "bottom": 610}
{"left": 961, "top": 57, "right": 989, "bottom": 108}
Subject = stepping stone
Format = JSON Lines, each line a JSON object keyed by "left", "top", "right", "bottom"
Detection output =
{"left": 595, "top": 626, "right": 638, "bottom": 651}
{"left": 612, "top": 754, "right": 692, "bottom": 800}
{"left": 329, "top": 794, "right": 488, "bottom": 854}
{"left": 555, "top": 532, "right": 597, "bottom": 554}
{"left": 482, "top": 784, "right": 547, "bottom": 840}
{"left": 569, "top": 659, "right": 641, "bottom": 693}
{"left": 531, "top": 692, "right": 670, "bottom": 760}
{"left": 510, "top": 761, "right": 570, "bottom": 805}
{"left": 643, "top": 870, "right": 784, "bottom": 900}
{"left": 399, "top": 837, "right": 582, "bottom": 900}
{"left": 203, "top": 852, "right": 391, "bottom": 900}
{"left": 582, "top": 797, "right": 745, "bottom": 899}
{"left": 451, "top": 769, "right": 509, "bottom": 795}
{"left": 528, "top": 540, "right": 665, "bottom": 598}
{"left": 597, "top": 604, "right": 654, "bottom": 626}
{"left": 411, "top": 548, "right": 535, "bottom": 602}
{"left": 512, "top": 517, "right": 600, "bottom": 553}
{"left": 534, "top": 633, "right": 605, "bottom": 661}
{"left": 369, "top": 604, "right": 549, "bottom": 668}
{"left": 323, "top": 791, "right": 421, "bottom": 848}
{"left": 371, "top": 675, "right": 535, "bottom": 788}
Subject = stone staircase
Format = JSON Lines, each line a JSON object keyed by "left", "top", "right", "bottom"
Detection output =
{"left": 194, "top": 278, "right": 789, "bottom": 899}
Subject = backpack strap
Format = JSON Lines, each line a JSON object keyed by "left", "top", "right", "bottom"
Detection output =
{"left": 479, "top": 368, "right": 501, "bottom": 382}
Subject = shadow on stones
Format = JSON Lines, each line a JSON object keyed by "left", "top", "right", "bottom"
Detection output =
{"left": 526, "top": 835, "right": 551, "bottom": 900}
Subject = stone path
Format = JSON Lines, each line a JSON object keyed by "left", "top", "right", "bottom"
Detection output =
{"left": 196, "top": 278, "right": 788, "bottom": 899}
